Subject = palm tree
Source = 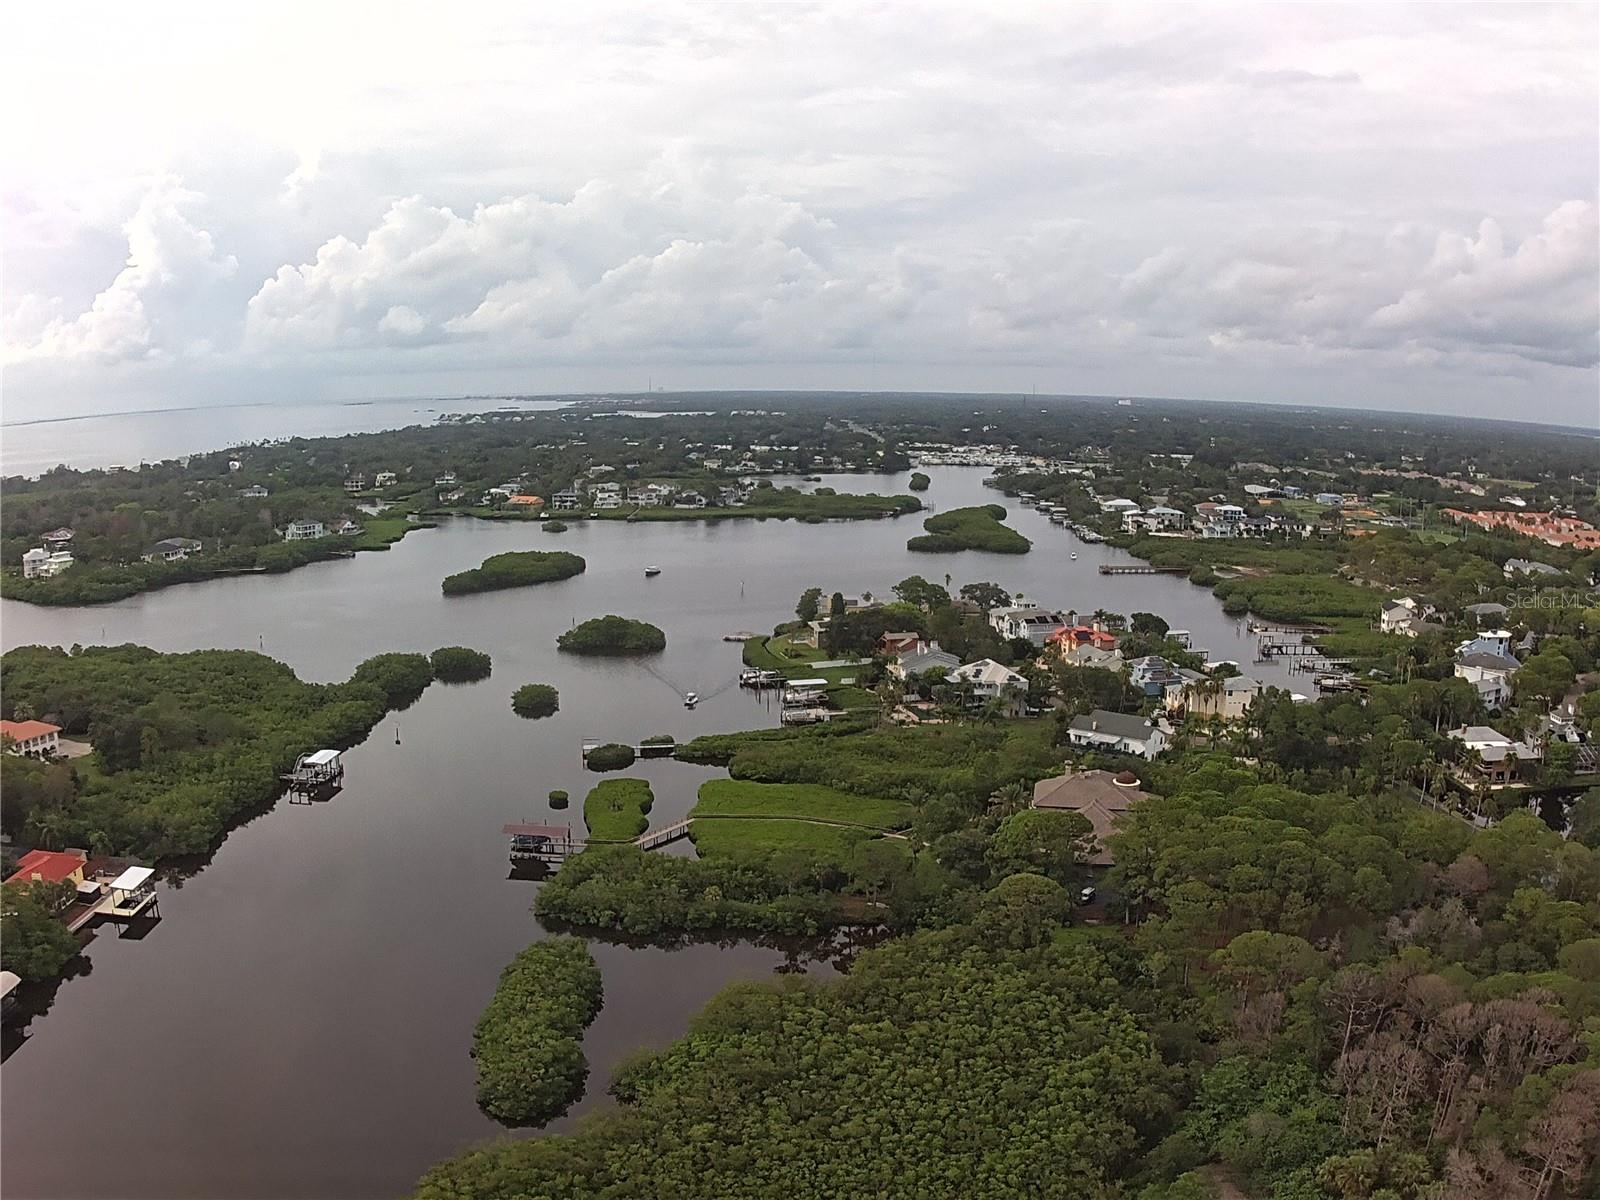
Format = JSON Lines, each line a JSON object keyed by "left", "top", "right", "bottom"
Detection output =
{"left": 988, "top": 782, "right": 1029, "bottom": 817}
{"left": 875, "top": 679, "right": 901, "bottom": 728}
{"left": 26, "top": 807, "right": 69, "bottom": 851}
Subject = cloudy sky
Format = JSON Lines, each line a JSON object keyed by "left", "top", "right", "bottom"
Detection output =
{"left": 4, "top": 2, "right": 1596, "bottom": 425}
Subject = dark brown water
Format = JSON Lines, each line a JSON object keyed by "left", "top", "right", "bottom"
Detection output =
{"left": 0, "top": 467, "right": 1289, "bottom": 1199}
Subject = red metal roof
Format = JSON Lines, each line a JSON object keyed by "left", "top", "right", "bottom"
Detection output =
{"left": 6, "top": 849, "right": 87, "bottom": 885}
{"left": 1, "top": 719, "right": 61, "bottom": 741}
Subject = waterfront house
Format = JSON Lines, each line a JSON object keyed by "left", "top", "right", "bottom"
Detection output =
{"left": 1316, "top": 492, "right": 1346, "bottom": 507}
{"left": 1447, "top": 725, "right": 1541, "bottom": 785}
{"left": 877, "top": 631, "right": 924, "bottom": 657}
{"left": 1122, "top": 505, "right": 1186, "bottom": 534}
{"left": 141, "top": 537, "right": 203, "bottom": 564}
{"left": 595, "top": 493, "right": 622, "bottom": 509}
{"left": 1099, "top": 498, "right": 1139, "bottom": 514}
{"left": 1380, "top": 597, "right": 1416, "bottom": 634}
{"left": 332, "top": 519, "right": 362, "bottom": 536}
{"left": 283, "top": 519, "right": 326, "bottom": 540}
{"left": 1456, "top": 630, "right": 1513, "bottom": 659}
{"left": 1503, "top": 558, "right": 1562, "bottom": 579}
{"left": 1167, "top": 675, "right": 1263, "bottom": 722}
{"left": 1454, "top": 651, "right": 1520, "bottom": 710}
{"left": 374, "top": 471, "right": 398, "bottom": 488}
{"left": 890, "top": 643, "right": 960, "bottom": 682}
{"left": 434, "top": 471, "right": 457, "bottom": 486}
{"left": 1463, "top": 602, "right": 1509, "bottom": 625}
{"left": 238, "top": 485, "right": 269, "bottom": 498}
{"left": 1067, "top": 710, "right": 1168, "bottom": 759}
{"left": 343, "top": 475, "right": 366, "bottom": 493}
{"left": 22, "top": 546, "right": 74, "bottom": 577}
{"left": 507, "top": 494, "right": 545, "bottom": 509}
{"left": 5, "top": 847, "right": 87, "bottom": 887}
{"left": 1031, "top": 769, "right": 1149, "bottom": 866}
{"left": 1046, "top": 625, "right": 1119, "bottom": 656}
{"left": 1, "top": 719, "right": 62, "bottom": 758}
{"left": 1058, "top": 643, "right": 1125, "bottom": 671}
{"left": 1128, "top": 655, "right": 1184, "bottom": 696}
{"left": 988, "top": 606, "right": 1067, "bottom": 647}
{"left": 41, "top": 527, "right": 74, "bottom": 548}
{"left": 551, "top": 489, "right": 581, "bottom": 511}
{"left": 946, "top": 659, "right": 1029, "bottom": 716}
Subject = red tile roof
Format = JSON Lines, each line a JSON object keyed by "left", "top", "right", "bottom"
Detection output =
{"left": 6, "top": 849, "right": 87, "bottom": 885}
{"left": 1, "top": 719, "right": 61, "bottom": 742}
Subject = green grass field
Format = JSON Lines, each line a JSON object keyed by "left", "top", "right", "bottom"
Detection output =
{"left": 583, "top": 778, "right": 654, "bottom": 841}
{"left": 349, "top": 515, "right": 431, "bottom": 551}
{"left": 690, "top": 817, "right": 906, "bottom": 862}
{"left": 693, "top": 779, "right": 914, "bottom": 830}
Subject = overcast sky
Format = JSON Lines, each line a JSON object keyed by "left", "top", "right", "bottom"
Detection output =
{"left": 3, "top": 3, "right": 1596, "bottom": 425}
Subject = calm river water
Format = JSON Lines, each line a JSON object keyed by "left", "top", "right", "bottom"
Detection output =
{"left": 0, "top": 466, "right": 1291, "bottom": 1199}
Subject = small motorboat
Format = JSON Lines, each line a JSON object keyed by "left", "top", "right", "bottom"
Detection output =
{"left": 645, "top": 565, "right": 662, "bottom": 577}
{"left": 683, "top": 691, "right": 699, "bottom": 707}
{"left": 1070, "top": 552, "right": 1078, "bottom": 561}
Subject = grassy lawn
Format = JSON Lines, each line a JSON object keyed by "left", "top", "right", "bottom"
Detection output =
{"left": 691, "top": 817, "right": 905, "bottom": 863}
{"left": 825, "top": 684, "right": 877, "bottom": 710}
{"left": 693, "top": 779, "right": 914, "bottom": 830}
{"left": 583, "top": 778, "right": 654, "bottom": 841}
{"left": 743, "top": 635, "right": 868, "bottom": 688}
{"left": 678, "top": 718, "right": 1060, "bottom": 807}
{"left": 350, "top": 515, "right": 429, "bottom": 551}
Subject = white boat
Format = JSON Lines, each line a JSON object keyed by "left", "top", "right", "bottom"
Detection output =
{"left": 683, "top": 691, "right": 698, "bottom": 707}
{"left": 1070, "top": 552, "right": 1078, "bottom": 560}
{"left": 644, "top": 565, "right": 661, "bottom": 577}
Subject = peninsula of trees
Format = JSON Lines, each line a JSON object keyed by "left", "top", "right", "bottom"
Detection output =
{"left": 469, "top": 937, "right": 603, "bottom": 1125}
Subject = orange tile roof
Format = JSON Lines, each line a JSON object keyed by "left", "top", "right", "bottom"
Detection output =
{"left": 1, "top": 719, "right": 61, "bottom": 741}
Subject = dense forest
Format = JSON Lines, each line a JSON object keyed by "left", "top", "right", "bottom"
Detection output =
{"left": 432, "top": 734, "right": 1600, "bottom": 1199}
{"left": 0, "top": 645, "right": 446, "bottom": 861}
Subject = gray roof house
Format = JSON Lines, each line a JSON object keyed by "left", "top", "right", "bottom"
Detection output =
{"left": 1031, "top": 769, "right": 1150, "bottom": 866}
{"left": 892, "top": 645, "right": 960, "bottom": 681}
{"left": 141, "top": 537, "right": 202, "bottom": 563}
{"left": 1503, "top": 558, "right": 1561, "bottom": 578}
{"left": 1066, "top": 710, "right": 1168, "bottom": 760}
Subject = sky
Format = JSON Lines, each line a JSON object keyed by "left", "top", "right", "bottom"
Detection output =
{"left": 3, "top": 2, "right": 1597, "bottom": 426}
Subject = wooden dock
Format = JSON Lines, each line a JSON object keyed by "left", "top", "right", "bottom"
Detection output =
{"left": 580, "top": 738, "right": 677, "bottom": 761}
{"left": 1257, "top": 640, "right": 1327, "bottom": 658}
{"left": 505, "top": 823, "right": 583, "bottom": 863}
{"left": 503, "top": 816, "right": 696, "bottom": 861}
{"left": 635, "top": 819, "right": 694, "bottom": 850}
{"left": 1097, "top": 564, "right": 1186, "bottom": 575}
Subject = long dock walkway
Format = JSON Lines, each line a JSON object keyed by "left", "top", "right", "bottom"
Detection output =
{"left": 635, "top": 819, "right": 694, "bottom": 850}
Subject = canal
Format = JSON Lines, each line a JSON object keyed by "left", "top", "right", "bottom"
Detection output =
{"left": 0, "top": 466, "right": 1293, "bottom": 1199}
